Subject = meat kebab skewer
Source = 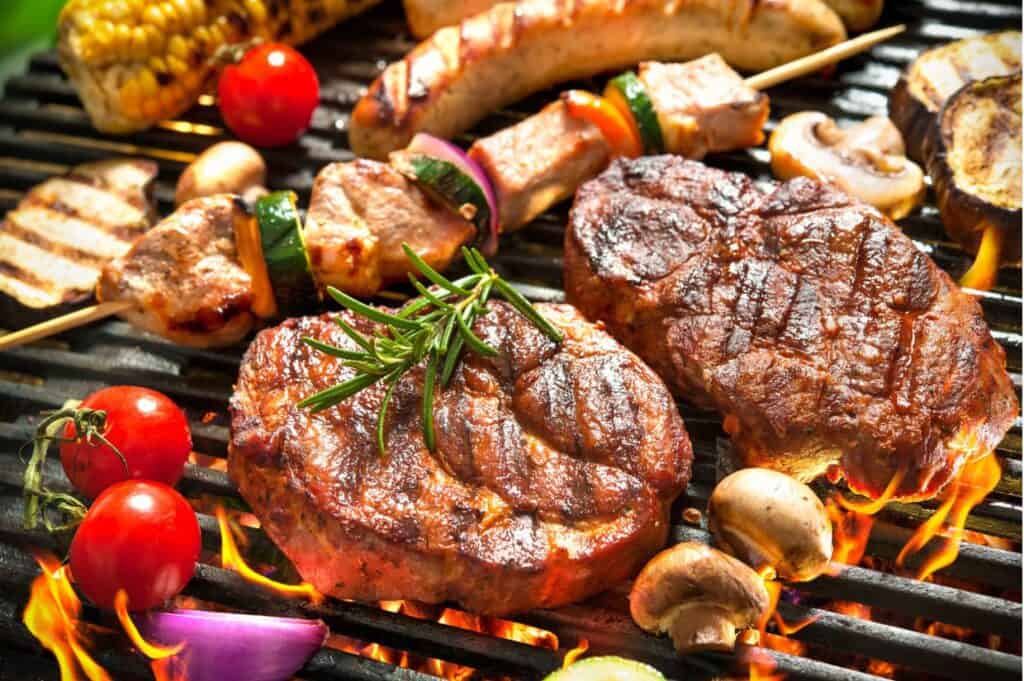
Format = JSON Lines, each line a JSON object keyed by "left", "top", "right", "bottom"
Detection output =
{"left": 0, "top": 26, "right": 903, "bottom": 351}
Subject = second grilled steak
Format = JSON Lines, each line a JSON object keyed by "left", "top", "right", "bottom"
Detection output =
{"left": 565, "top": 157, "right": 1018, "bottom": 502}
{"left": 229, "top": 302, "right": 692, "bottom": 614}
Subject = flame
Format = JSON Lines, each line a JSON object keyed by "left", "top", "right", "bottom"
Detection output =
{"left": 113, "top": 591, "right": 183, "bottom": 660}
{"left": 896, "top": 452, "right": 1001, "bottom": 580}
{"left": 215, "top": 505, "right": 322, "bottom": 603}
{"left": 825, "top": 496, "right": 874, "bottom": 571}
{"left": 838, "top": 465, "right": 905, "bottom": 515}
{"left": 22, "top": 552, "right": 112, "bottom": 681}
{"left": 959, "top": 223, "right": 1002, "bottom": 292}
{"left": 562, "top": 639, "right": 589, "bottom": 667}
{"left": 746, "top": 648, "right": 786, "bottom": 681}
{"left": 330, "top": 600, "right": 564, "bottom": 680}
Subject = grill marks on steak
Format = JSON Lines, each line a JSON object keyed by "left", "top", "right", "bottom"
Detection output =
{"left": 228, "top": 302, "right": 691, "bottom": 614}
{"left": 564, "top": 157, "right": 1019, "bottom": 502}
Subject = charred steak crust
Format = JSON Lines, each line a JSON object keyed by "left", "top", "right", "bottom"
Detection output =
{"left": 228, "top": 302, "right": 692, "bottom": 615}
{"left": 565, "top": 157, "right": 1019, "bottom": 502}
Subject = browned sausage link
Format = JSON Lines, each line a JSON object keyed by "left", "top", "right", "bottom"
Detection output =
{"left": 349, "top": 0, "right": 845, "bottom": 159}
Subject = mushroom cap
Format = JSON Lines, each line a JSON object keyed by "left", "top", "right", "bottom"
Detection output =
{"left": 629, "top": 542, "right": 769, "bottom": 635}
{"left": 175, "top": 141, "right": 267, "bottom": 206}
{"left": 708, "top": 468, "right": 833, "bottom": 582}
{"left": 769, "top": 111, "right": 925, "bottom": 220}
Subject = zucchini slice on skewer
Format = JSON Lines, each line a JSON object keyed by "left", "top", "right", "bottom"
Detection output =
{"left": 255, "top": 191, "right": 320, "bottom": 314}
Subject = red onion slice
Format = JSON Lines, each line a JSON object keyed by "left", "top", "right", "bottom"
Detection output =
{"left": 140, "top": 609, "right": 327, "bottom": 681}
{"left": 407, "top": 133, "right": 500, "bottom": 255}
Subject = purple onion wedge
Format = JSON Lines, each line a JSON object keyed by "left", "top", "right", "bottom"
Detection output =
{"left": 405, "top": 133, "right": 500, "bottom": 255}
{"left": 140, "top": 609, "right": 327, "bottom": 681}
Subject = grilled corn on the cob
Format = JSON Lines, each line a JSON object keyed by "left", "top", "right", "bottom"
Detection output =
{"left": 58, "top": 0, "right": 381, "bottom": 134}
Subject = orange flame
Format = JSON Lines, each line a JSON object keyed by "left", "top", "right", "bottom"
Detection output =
{"left": 215, "top": 505, "right": 322, "bottom": 603}
{"left": 896, "top": 452, "right": 1001, "bottom": 580}
{"left": 825, "top": 496, "right": 875, "bottom": 571}
{"left": 746, "top": 648, "right": 787, "bottom": 681}
{"left": 838, "top": 466, "right": 905, "bottom": 515}
{"left": 113, "top": 591, "right": 183, "bottom": 660}
{"left": 22, "top": 552, "right": 112, "bottom": 681}
{"left": 562, "top": 639, "right": 589, "bottom": 667}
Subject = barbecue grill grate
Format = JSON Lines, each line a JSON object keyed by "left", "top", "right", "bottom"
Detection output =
{"left": 0, "top": 1, "right": 1020, "bottom": 680}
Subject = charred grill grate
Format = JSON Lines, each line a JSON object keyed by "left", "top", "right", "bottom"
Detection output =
{"left": 0, "top": 1, "right": 1020, "bottom": 679}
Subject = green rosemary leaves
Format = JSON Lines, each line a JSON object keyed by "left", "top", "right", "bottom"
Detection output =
{"left": 298, "top": 245, "right": 563, "bottom": 455}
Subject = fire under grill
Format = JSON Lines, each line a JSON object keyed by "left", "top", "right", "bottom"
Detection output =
{"left": 0, "top": 1, "right": 1021, "bottom": 680}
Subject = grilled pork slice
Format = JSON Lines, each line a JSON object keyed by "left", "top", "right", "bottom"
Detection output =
{"left": 0, "top": 159, "right": 156, "bottom": 310}
{"left": 637, "top": 55, "right": 769, "bottom": 159}
{"left": 349, "top": 0, "right": 844, "bottom": 158}
{"left": 98, "top": 194, "right": 257, "bottom": 348}
{"left": 304, "top": 160, "right": 475, "bottom": 297}
{"left": 469, "top": 101, "right": 611, "bottom": 231}
{"left": 890, "top": 31, "right": 1021, "bottom": 163}
{"left": 565, "top": 157, "right": 1019, "bottom": 502}
{"left": 229, "top": 303, "right": 693, "bottom": 614}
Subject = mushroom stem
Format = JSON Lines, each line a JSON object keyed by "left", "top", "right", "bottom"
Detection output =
{"left": 959, "top": 224, "right": 1002, "bottom": 291}
{"left": 667, "top": 604, "right": 739, "bottom": 652}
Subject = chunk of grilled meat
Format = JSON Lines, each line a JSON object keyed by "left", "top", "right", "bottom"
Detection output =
{"left": 889, "top": 31, "right": 1021, "bottom": 164}
{"left": 304, "top": 160, "right": 475, "bottom": 297}
{"left": 564, "top": 157, "right": 1018, "bottom": 502}
{"left": 469, "top": 101, "right": 611, "bottom": 232}
{"left": 637, "top": 55, "right": 769, "bottom": 158}
{"left": 98, "top": 194, "right": 257, "bottom": 348}
{"left": 229, "top": 303, "right": 693, "bottom": 614}
{"left": 0, "top": 159, "right": 157, "bottom": 311}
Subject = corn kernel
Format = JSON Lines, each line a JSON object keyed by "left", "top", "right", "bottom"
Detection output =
{"left": 142, "top": 96, "right": 162, "bottom": 119}
{"left": 167, "top": 55, "right": 189, "bottom": 76}
{"left": 168, "top": 34, "right": 189, "bottom": 60}
{"left": 114, "top": 23, "right": 133, "bottom": 60}
{"left": 144, "top": 25, "right": 165, "bottom": 56}
{"left": 143, "top": 5, "right": 166, "bottom": 32}
{"left": 171, "top": 0, "right": 194, "bottom": 29}
{"left": 136, "top": 68, "right": 158, "bottom": 97}
{"left": 130, "top": 26, "right": 149, "bottom": 59}
{"left": 245, "top": 0, "right": 268, "bottom": 25}
{"left": 190, "top": 0, "right": 207, "bottom": 25}
{"left": 161, "top": 2, "right": 180, "bottom": 33}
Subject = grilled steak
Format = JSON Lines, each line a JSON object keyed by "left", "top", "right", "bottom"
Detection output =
{"left": 0, "top": 159, "right": 156, "bottom": 310}
{"left": 564, "top": 156, "right": 1019, "bottom": 502}
{"left": 229, "top": 303, "right": 692, "bottom": 614}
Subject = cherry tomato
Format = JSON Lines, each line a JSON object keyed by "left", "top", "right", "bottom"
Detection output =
{"left": 69, "top": 480, "right": 200, "bottom": 611}
{"left": 60, "top": 386, "right": 191, "bottom": 500}
{"left": 218, "top": 43, "right": 319, "bottom": 147}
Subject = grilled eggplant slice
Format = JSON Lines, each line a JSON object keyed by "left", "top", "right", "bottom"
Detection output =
{"left": 889, "top": 31, "right": 1021, "bottom": 164}
{"left": 0, "top": 159, "right": 157, "bottom": 318}
{"left": 927, "top": 74, "right": 1021, "bottom": 285}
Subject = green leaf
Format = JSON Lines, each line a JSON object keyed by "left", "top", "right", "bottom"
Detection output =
{"left": 437, "top": 312, "right": 458, "bottom": 354}
{"left": 334, "top": 316, "right": 373, "bottom": 352}
{"left": 327, "top": 286, "right": 421, "bottom": 331}
{"left": 422, "top": 351, "right": 439, "bottom": 451}
{"left": 301, "top": 337, "right": 371, "bottom": 362}
{"left": 376, "top": 372, "right": 401, "bottom": 456}
{"left": 456, "top": 308, "right": 498, "bottom": 356}
{"left": 408, "top": 274, "right": 455, "bottom": 311}
{"left": 493, "top": 279, "right": 564, "bottom": 342}
{"left": 461, "top": 246, "right": 488, "bottom": 275}
{"left": 403, "top": 243, "right": 471, "bottom": 295}
{"left": 440, "top": 334, "right": 464, "bottom": 386}
{"left": 298, "top": 373, "right": 381, "bottom": 412}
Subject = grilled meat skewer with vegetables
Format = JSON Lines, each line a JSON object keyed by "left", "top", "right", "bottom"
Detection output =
{"left": 2, "top": 33, "right": 902, "bottom": 349}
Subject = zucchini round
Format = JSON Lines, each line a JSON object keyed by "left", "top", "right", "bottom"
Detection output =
{"left": 543, "top": 657, "right": 666, "bottom": 681}
{"left": 254, "top": 190, "right": 319, "bottom": 314}
{"left": 605, "top": 72, "right": 664, "bottom": 155}
{"left": 407, "top": 154, "right": 494, "bottom": 242}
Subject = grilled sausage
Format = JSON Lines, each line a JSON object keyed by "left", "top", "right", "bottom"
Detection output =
{"left": 402, "top": 0, "right": 878, "bottom": 38}
{"left": 350, "top": 0, "right": 845, "bottom": 159}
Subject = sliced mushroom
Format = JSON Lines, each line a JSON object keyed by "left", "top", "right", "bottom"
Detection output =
{"left": 769, "top": 111, "right": 925, "bottom": 220}
{"left": 175, "top": 141, "right": 268, "bottom": 206}
{"left": 708, "top": 468, "right": 832, "bottom": 582}
{"left": 629, "top": 542, "right": 769, "bottom": 655}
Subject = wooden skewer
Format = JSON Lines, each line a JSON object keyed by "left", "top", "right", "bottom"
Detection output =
{"left": 746, "top": 24, "right": 905, "bottom": 90}
{"left": 0, "top": 301, "right": 132, "bottom": 351}
{"left": 0, "top": 26, "right": 906, "bottom": 353}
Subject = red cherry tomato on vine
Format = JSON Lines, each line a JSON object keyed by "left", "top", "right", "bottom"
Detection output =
{"left": 70, "top": 480, "right": 200, "bottom": 611}
{"left": 218, "top": 43, "right": 319, "bottom": 147}
{"left": 60, "top": 386, "right": 191, "bottom": 500}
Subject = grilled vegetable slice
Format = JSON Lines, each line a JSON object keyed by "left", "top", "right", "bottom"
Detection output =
{"left": 543, "top": 657, "right": 666, "bottom": 681}
{"left": 927, "top": 74, "right": 1022, "bottom": 289}
{"left": 889, "top": 31, "right": 1021, "bottom": 163}
{"left": 57, "top": 0, "right": 381, "bottom": 134}
{"left": 605, "top": 71, "right": 664, "bottom": 155}
{"left": 397, "top": 134, "right": 500, "bottom": 255}
{"left": 255, "top": 191, "right": 318, "bottom": 313}
{"left": 563, "top": 90, "right": 643, "bottom": 159}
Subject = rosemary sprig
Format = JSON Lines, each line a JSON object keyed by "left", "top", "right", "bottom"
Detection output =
{"left": 298, "top": 244, "right": 563, "bottom": 455}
